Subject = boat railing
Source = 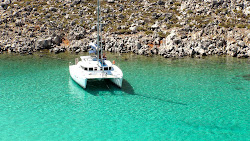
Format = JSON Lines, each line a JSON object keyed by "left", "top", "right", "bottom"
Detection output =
{"left": 102, "top": 72, "right": 107, "bottom": 77}
{"left": 75, "top": 58, "right": 79, "bottom": 65}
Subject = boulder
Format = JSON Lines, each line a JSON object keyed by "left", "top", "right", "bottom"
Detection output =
{"left": 75, "top": 48, "right": 81, "bottom": 53}
{"left": 237, "top": 41, "right": 245, "bottom": 48}
{"left": 1, "top": 0, "right": 11, "bottom": 10}
{"left": 129, "top": 26, "right": 137, "bottom": 33}
{"left": 151, "top": 23, "right": 159, "bottom": 30}
{"left": 72, "top": 0, "right": 81, "bottom": 6}
{"left": 247, "top": 50, "right": 250, "bottom": 57}
{"left": 49, "top": 7, "right": 57, "bottom": 12}
{"left": 70, "top": 20, "right": 77, "bottom": 26}
{"left": 157, "top": 0, "right": 165, "bottom": 5}
{"left": 52, "top": 35, "right": 62, "bottom": 46}
{"left": 53, "top": 47, "right": 60, "bottom": 54}
{"left": 36, "top": 37, "right": 52, "bottom": 49}
{"left": 15, "top": 19, "right": 24, "bottom": 27}
{"left": 107, "top": 0, "right": 114, "bottom": 3}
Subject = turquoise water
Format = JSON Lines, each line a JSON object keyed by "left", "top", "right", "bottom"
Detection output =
{"left": 0, "top": 52, "right": 249, "bottom": 140}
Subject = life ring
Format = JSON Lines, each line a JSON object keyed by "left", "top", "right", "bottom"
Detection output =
{"left": 112, "top": 60, "right": 115, "bottom": 65}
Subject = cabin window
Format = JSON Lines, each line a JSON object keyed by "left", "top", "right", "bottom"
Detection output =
{"left": 89, "top": 68, "right": 93, "bottom": 71}
{"left": 81, "top": 66, "right": 88, "bottom": 71}
{"left": 104, "top": 67, "right": 108, "bottom": 70}
{"left": 109, "top": 67, "right": 112, "bottom": 70}
{"left": 94, "top": 67, "right": 97, "bottom": 71}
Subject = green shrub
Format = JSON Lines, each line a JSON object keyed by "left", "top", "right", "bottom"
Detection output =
{"left": 195, "top": 24, "right": 202, "bottom": 28}
{"left": 175, "top": 24, "right": 183, "bottom": 28}
{"left": 158, "top": 32, "right": 166, "bottom": 38}
{"left": 174, "top": 2, "right": 181, "bottom": 6}
{"left": 117, "top": 29, "right": 132, "bottom": 34}
{"left": 166, "top": 24, "right": 174, "bottom": 29}
{"left": 187, "top": 10, "right": 193, "bottom": 14}
{"left": 247, "top": 25, "right": 250, "bottom": 29}
{"left": 137, "top": 26, "right": 146, "bottom": 31}
{"left": 145, "top": 30, "right": 153, "bottom": 35}
{"left": 237, "top": 24, "right": 246, "bottom": 28}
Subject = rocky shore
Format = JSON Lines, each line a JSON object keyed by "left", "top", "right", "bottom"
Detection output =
{"left": 0, "top": 0, "right": 249, "bottom": 58}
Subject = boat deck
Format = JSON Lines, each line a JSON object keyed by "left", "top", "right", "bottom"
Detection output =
{"left": 86, "top": 74, "right": 121, "bottom": 79}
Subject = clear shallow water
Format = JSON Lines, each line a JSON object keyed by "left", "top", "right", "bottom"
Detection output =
{"left": 0, "top": 52, "right": 249, "bottom": 140}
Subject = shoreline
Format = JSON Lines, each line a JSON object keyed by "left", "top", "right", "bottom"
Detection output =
{"left": 0, "top": 32, "right": 249, "bottom": 59}
{"left": 0, "top": 49, "right": 249, "bottom": 61}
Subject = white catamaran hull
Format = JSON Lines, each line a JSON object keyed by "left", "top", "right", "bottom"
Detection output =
{"left": 69, "top": 64, "right": 123, "bottom": 88}
{"left": 69, "top": 66, "right": 87, "bottom": 88}
{"left": 110, "top": 78, "right": 123, "bottom": 88}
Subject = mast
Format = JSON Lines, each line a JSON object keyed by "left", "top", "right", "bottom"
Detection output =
{"left": 97, "top": 0, "right": 100, "bottom": 63}
{"left": 97, "top": 0, "right": 104, "bottom": 72}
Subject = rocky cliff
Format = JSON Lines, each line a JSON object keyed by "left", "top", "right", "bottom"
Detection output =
{"left": 0, "top": 0, "right": 249, "bottom": 58}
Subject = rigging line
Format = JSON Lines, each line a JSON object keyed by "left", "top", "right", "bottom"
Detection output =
{"left": 97, "top": 0, "right": 100, "bottom": 65}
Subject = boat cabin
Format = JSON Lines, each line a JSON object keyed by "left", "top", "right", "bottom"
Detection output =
{"left": 79, "top": 56, "right": 113, "bottom": 71}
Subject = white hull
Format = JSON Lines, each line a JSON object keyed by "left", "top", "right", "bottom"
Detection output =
{"left": 69, "top": 59, "right": 123, "bottom": 89}
{"left": 110, "top": 78, "right": 123, "bottom": 88}
{"left": 69, "top": 66, "right": 87, "bottom": 88}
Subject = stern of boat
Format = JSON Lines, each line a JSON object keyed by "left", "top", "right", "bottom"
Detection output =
{"left": 110, "top": 77, "right": 123, "bottom": 88}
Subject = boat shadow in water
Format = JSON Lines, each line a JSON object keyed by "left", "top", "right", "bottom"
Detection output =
{"left": 121, "top": 80, "right": 187, "bottom": 105}
{"left": 83, "top": 79, "right": 135, "bottom": 96}
{"left": 70, "top": 78, "right": 187, "bottom": 106}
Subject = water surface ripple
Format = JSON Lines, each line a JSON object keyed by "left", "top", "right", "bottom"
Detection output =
{"left": 0, "top": 52, "right": 249, "bottom": 140}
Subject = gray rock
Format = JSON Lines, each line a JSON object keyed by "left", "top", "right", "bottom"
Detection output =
{"left": 52, "top": 35, "right": 62, "bottom": 46}
{"left": 129, "top": 26, "right": 137, "bottom": 33}
{"left": 72, "top": 0, "right": 81, "bottom": 6}
{"left": 151, "top": 23, "right": 159, "bottom": 30}
{"left": 53, "top": 47, "right": 60, "bottom": 54}
{"left": 70, "top": 20, "right": 77, "bottom": 26}
{"left": 75, "top": 48, "right": 81, "bottom": 53}
{"left": 247, "top": 50, "right": 250, "bottom": 57}
{"left": 173, "top": 38, "right": 181, "bottom": 45}
{"left": 65, "top": 14, "right": 70, "bottom": 19}
{"left": 157, "top": 0, "right": 165, "bottom": 5}
{"left": 70, "top": 40, "right": 83, "bottom": 51}
{"left": 118, "top": 14, "right": 125, "bottom": 19}
{"left": 237, "top": 41, "right": 245, "bottom": 48}
{"left": 15, "top": 19, "right": 24, "bottom": 27}
{"left": 138, "top": 49, "right": 145, "bottom": 55}
{"left": 107, "top": 0, "right": 114, "bottom": 3}
{"left": 36, "top": 37, "right": 52, "bottom": 49}
{"left": 45, "top": 13, "right": 51, "bottom": 18}
{"left": 1, "top": 0, "right": 11, "bottom": 10}
{"left": 49, "top": 7, "right": 57, "bottom": 12}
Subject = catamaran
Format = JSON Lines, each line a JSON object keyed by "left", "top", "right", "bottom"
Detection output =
{"left": 69, "top": 0, "right": 123, "bottom": 88}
